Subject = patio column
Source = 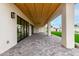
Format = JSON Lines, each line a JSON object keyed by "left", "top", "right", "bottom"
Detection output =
{"left": 29, "top": 24, "right": 32, "bottom": 36}
{"left": 47, "top": 22, "right": 51, "bottom": 36}
{"left": 61, "top": 4, "right": 75, "bottom": 48}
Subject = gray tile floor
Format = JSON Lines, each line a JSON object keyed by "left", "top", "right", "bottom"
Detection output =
{"left": 1, "top": 33, "right": 79, "bottom": 56}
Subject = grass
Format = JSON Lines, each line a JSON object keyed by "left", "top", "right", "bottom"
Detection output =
{"left": 51, "top": 31, "right": 62, "bottom": 37}
{"left": 51, "top": 31, "right": 79, "bottom": 43}
{"left": 75, "top": 34, "right": 79, "bottom": 43}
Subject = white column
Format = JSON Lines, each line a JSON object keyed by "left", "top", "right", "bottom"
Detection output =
{"left": 29, "top": 24, "right": 32, "bottom": 36}
{"left": 47, "top": 22, "right": 51, "bottom": 36}
{"left": 45, "top": 24, "right": 48, "bottom": 35}
{"left": 61, "top": 4, "right": 75, "bottom": 48}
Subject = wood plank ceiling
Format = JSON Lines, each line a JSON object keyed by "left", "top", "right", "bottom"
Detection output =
{"left": 15, "top": 3, "right": 61, "bottom": 27}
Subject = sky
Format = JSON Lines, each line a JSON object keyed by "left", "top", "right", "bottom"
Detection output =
{"left": 51, "top": 4, "right": 79, "bottom": 28}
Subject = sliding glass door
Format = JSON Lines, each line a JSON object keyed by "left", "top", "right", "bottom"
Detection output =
{"left": 17, "top": 16, "right": 29, "bottom": 42}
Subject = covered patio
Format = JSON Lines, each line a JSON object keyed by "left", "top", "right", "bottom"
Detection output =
{"left": 1, "top": 33, "right": 79, "bottom": 56}
{"left": 0, "top": 3, "right": 76, "bottom": 54}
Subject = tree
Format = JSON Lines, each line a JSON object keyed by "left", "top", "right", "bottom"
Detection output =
{"left": 74, "top": 24, "right": 79, "bottom": 27}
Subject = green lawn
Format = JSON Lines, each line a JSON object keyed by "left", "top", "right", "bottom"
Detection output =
{"left": 51, "top": 31, "right": 79, "bottom": 43}
{"left": 75, "top": 34, "right": 79, "bottom": 43}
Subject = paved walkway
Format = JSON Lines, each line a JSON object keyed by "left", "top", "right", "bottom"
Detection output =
{"left": 1, "top": 33, "right": 79, "bottom": 56}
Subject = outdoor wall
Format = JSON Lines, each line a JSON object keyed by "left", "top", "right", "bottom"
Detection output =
{"left": 0, "top": 3, "right": 33, "bottom": 54}
{"left": 39, "top": 26, "right": 46, "bottom": 33}
{"left": 34, "top": 27, "right": 39, "bottom": 33}
{"left": 34, "top": 25, "right": 47, "bottom": 34}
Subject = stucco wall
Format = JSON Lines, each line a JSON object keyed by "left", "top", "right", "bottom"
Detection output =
{"left": 0, "top": 3, "right": 33, "bottom": 54}
{"left": 34, "top": 25, "right": 47, "bottom": 34}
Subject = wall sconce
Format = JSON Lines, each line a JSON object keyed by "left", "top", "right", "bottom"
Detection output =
{"left": 11, "top": 12, "right": 15, "bottom": 19}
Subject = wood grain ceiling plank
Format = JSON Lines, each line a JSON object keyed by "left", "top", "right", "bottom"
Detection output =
{"left": 34, "top": 3, "right": 43, "bottom": 24}
{"left": 15, "top": 3, "right": 61, "bottom": 27}
{"left": 40, "top": 3, "right": 52, "bottom": 26}
{"left": 43, "top": 4, "right": 61, "bottom": 25}
{"left": 23, "top": 4, "right": 37, "bottom": 24}
{"left": 15, "top": 4, "right": 33, "bottom": 22}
